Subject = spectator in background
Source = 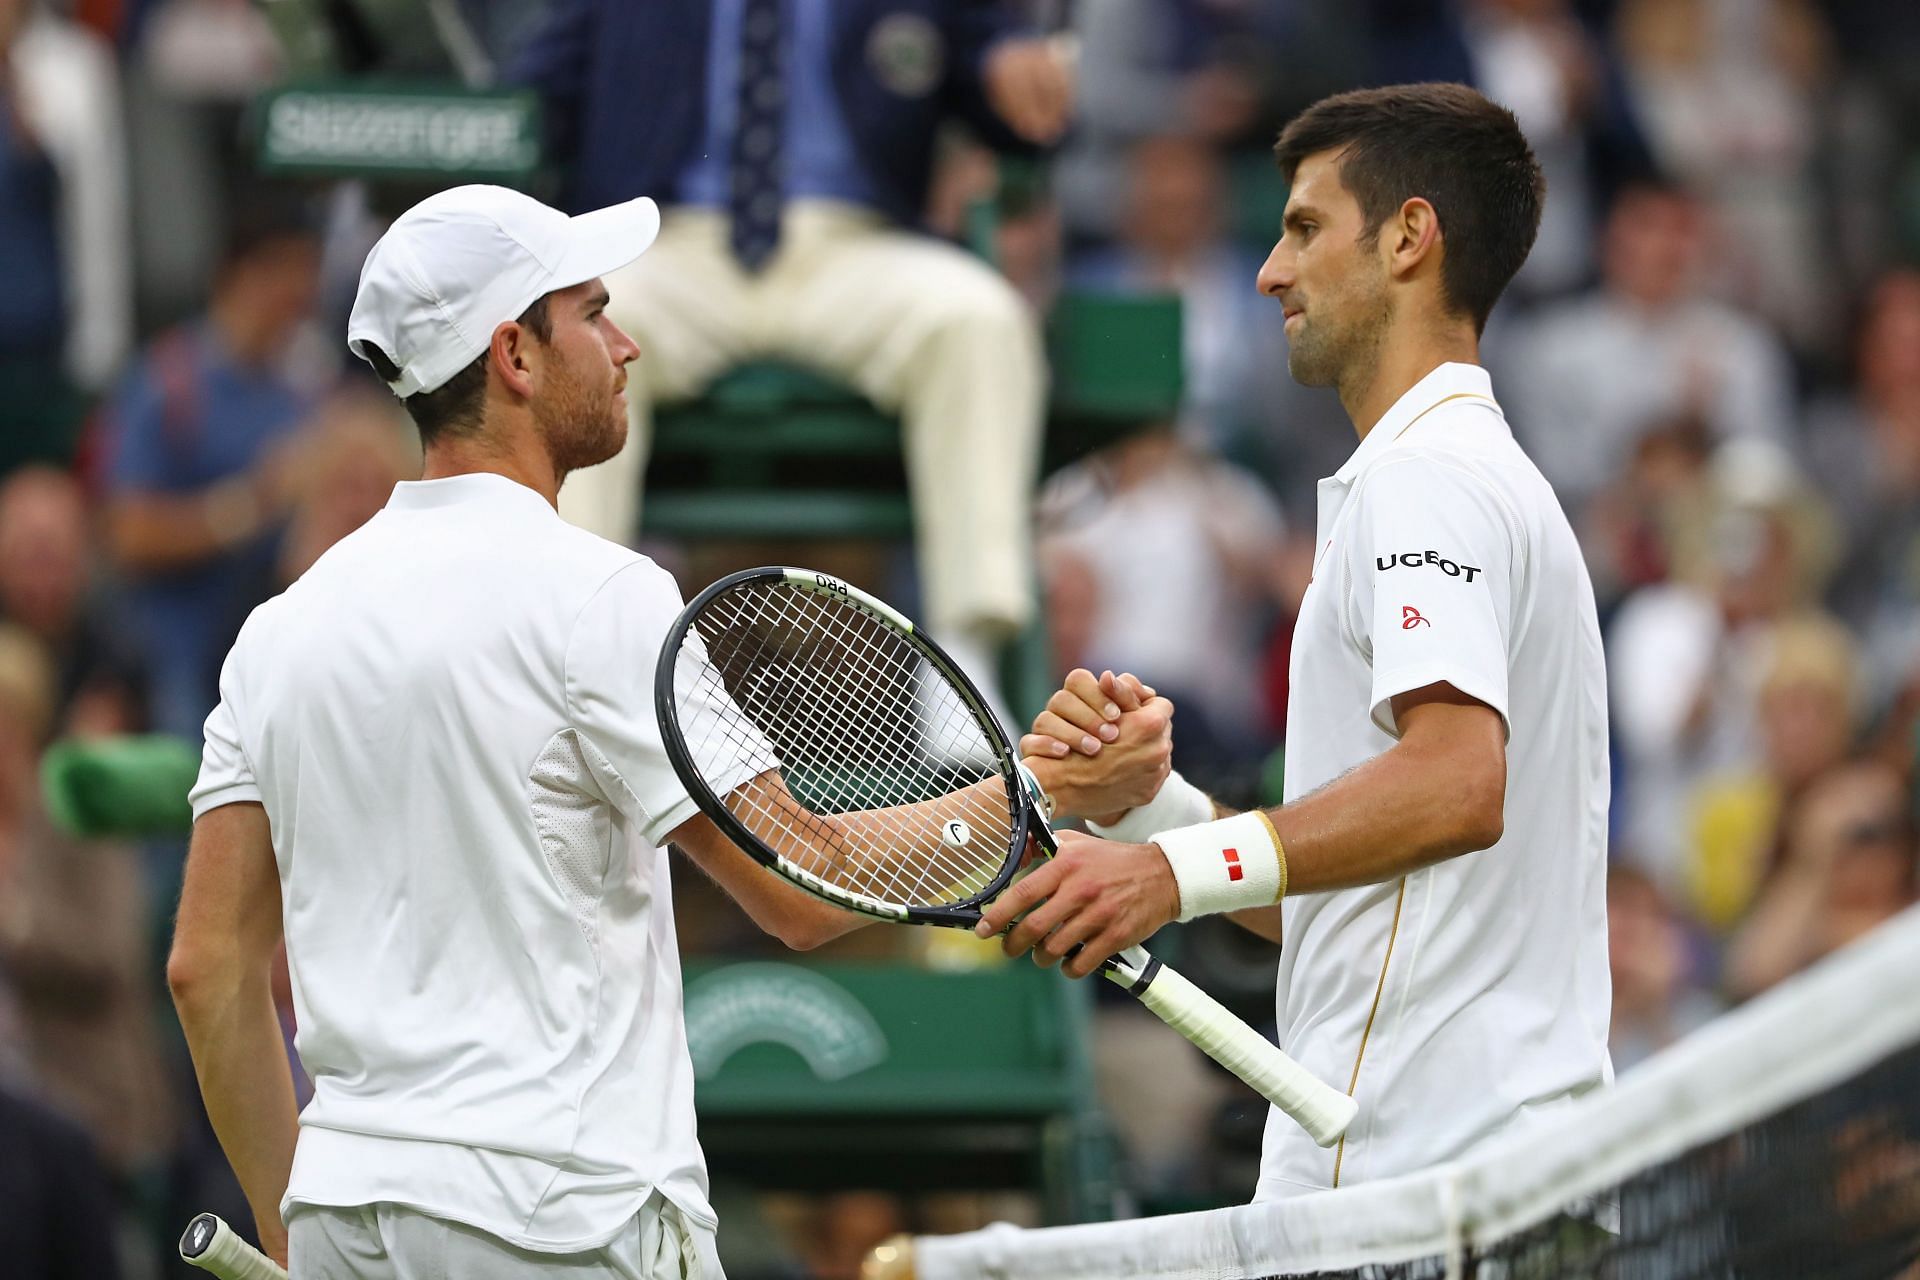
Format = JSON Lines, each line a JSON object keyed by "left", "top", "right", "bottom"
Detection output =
{"left": 1685, "top": 615, "right": 1862, "bottom": 932}
{"left": 271, "top": 389, "right": 419, "bottom": 588}
{"left": 511, "top": 1, "right": 1070, "bottom": 713}
{"left": 1497, "top": 180, "right": 1798, "bottom": 514}
{"left": 100, "top": 195, "right": 322, "bottom": 738}
{"left": 1608, "top": 440, "right": 1838, "bottom": 894}
{"left": 1807, "top": 271, "right": 1920, "bottom": 703}
{"left": 0, "top": 622, "right": 172, "bottom": 1228}
{"left": 1055, "top": 0, "right": 1359, "bottom": 242}
{"left": 0, "top": 1088, "right": 125, "bottom": 1280}
{"left": 1070, "top": 134, "right": 1280, "bottom": 452}
{"left": 0, "top": 0, "right": 130, "bottom": 474}
{"left": 1614, "top": 0, "right": 1835, "bottom": 352}
{"left": 1607, "top": 865, "right": 1722, "bottom": 1072}
{"left": 1580, "top": 412, "right": 1715, "bottom": 609}
{"left": 0, "top": 467, "right": 146, "bottom": 737}
{"left": 1723, "top": 759, "right": 1918, "bottom": 1000}
{"left": 1459, "top": 0, "right": 1611, "bottom": 300}
{"left": 1038, "top": 429, "right": 1286, "bottom": 771}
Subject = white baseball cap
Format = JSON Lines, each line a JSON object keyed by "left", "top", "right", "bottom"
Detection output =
{"left": 347, "top": 184, "right": 660, "bottom": 397}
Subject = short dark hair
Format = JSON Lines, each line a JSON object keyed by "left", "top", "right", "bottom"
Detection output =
{"left": 1274, "top": 83, "right": 1544, "bottom": 334}
{"left": 361, "top": 296, "right": 554, "bottom": 445}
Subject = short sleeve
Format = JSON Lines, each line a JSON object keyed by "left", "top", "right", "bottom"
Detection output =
{"left": 1342, "top": 455, "right": 1518, "bottom": 739}
{"left": 566, "top": 562, "right": 777, "bottom": 847}
{"left": 189, "top": 643, "right": 261, "bottom": 818}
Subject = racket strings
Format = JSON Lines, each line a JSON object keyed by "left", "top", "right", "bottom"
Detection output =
{"left": 672, "top": 582, "right": 1016, "bottom": 908}
{"left": 687, "top": 596, "right": 1008, "bottom": 903}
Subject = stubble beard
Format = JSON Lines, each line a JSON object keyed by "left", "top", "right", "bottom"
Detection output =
{"left": 1284, "top": 263, "right": 1392, "bottom": 395}
{"left": 536, "top": 366, "right": 627, "bottom": 480}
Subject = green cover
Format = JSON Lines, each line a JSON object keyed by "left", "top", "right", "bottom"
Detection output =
{"left": 40, "top": 735, "right": 200, "bottom": 839}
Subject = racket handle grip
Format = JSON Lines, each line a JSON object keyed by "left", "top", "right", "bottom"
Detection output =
{"left": 179, "top": 1213, "right": 288, "bottom": 1280}
{"left": 1127, "top": 958, "right": 1358, "bottom": 1148}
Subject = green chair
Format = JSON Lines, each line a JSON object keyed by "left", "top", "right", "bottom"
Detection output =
{"left": 682, "top": 957, "right": 1119, "bottom": 1223}
{"left": 640, "top": 292, "right": 1184, "bottom": 721}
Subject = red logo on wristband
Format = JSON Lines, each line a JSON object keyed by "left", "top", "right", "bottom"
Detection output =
{"left": 1223, "top": 847, "right": 1243, "bottom": 882}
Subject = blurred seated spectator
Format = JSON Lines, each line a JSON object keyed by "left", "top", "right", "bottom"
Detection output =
{"left": 1613, "top": 0, "right": 1835, "bottom": 351}
{"left": 1685, "top": 615, "right": 1861, "bottom": 932}
{"left": 0, "top": 623, "right": 173, "bottom": 1182}
{"left": 0, "top": 466, "right": 146, "bottom": 736}
{"left": 1608, "top": 440, "right": 1838, "bottom": 894}
{"left": 1722, "top": 759, "right": 1918, "bottom": 1001}
{"left": 1055, "top": 0, "right": 1364, "bottom": 242}
{"left": 99, "top": 194, "right": 322, "bottom": 738}
{"left": 1580, "top": 413, "right": 1714, "bottom": 609}
{"left": 1806, "top": 271, "right": 1920, "bottom": 703}
{"left": 1462, "top": 0, "right": 1607, "bottom": 298}
{"left": 268, "top": 388, "right": 419, "bottom": 588}
{"left": 1069, "top": 134, "right": 1279, "bottom": 453}
{"left": 1038, "top": 429, "right": 1286, "bottom": 769}
{"left": 0, "top": 0, "right": 129, "bottom": 474}
{"left": 1607, "top": 865, "right": 1722, "bottom": 1072}
{"left": 511, "top": 1, "right": 1069, "bottom": 713}
{"left": 1495, "top": 179, "right": 1797, "bottom": 515}
{"left": 0, "top": 1085, "right": 125, "bottom": 1280}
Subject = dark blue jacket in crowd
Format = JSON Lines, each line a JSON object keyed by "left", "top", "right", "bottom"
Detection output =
{"left": 507, "top": 0, "right": 1031, "bottom": 225}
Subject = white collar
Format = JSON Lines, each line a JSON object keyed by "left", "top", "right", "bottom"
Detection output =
{"left": 384, "top": 472, "right": 556, "bottom": 516}
{"left": 1331, "top": 362, "right": 1504, "bottom": 487}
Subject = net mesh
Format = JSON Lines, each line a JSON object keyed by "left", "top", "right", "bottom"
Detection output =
{"left": 669, "top": 578, "right": 1017, "bottom": 910}
{"left": 914, "top": 907, "right": 1920, "bottom": 1280}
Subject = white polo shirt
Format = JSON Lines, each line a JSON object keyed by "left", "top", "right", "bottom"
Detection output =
{"left": 1260, "top": 363, "right": 1612, "bottom": 1199}
{"left": 190, "top": 473, "right": 724, "bottom": 1251}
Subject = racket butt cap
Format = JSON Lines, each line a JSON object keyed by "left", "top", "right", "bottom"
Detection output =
{"left": 180, "top": 1213, "right": 222, "bottom": 1259}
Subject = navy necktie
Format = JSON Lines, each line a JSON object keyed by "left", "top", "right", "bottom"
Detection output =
{"left": 729, "top": 0, "right": 785, "bottom": 271}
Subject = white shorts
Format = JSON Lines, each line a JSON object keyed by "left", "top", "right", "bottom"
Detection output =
{"left": 285, "top": 1195, "right": 725, "bottom": 1280}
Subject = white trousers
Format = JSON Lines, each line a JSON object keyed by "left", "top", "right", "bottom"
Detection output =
{"left": 558, "top": 200, "right": 1043, "bottom": 638}
{"left": 285, "top": 1196, "right": 724, "bottom": 1280}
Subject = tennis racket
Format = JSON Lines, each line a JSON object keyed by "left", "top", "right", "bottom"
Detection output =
{"left": 179, "top": 1213, "right": 287, "bottom": 1280}
{"left": 655, "top": 567, "right": 1357, "bottom": 1147}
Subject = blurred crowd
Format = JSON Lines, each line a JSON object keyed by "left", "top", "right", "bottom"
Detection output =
{"left": 1, "top": 0, "right": 1918, "bottom": 1275}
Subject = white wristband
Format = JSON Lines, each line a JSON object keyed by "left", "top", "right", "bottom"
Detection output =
{"left": 1152, "top": 811, "right": 1287, "bottom": 922}
{"left": 1086, "top": 769, "right": 1215, "bottom": 844}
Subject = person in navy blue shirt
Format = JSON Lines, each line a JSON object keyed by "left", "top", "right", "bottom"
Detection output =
{"left": 511, "top": 0, "right": 1073, "bottom": 716}
{"left": 101, "top": 199, "right": 323, "bottom": 740}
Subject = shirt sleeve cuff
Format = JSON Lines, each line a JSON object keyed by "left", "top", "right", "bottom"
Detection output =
{"left": 189, "top": 780, "right": 264, "bottom": 821}
{"left": 1369, "top": 662, "right": 1511, "bottom": 742}
{"left": 640, "top": 792, "right": 703, "bottom": 848}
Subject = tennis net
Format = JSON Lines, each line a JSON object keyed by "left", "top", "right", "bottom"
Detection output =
{"left": 901, "top": 904, "right": 1920, "bottom": 1280}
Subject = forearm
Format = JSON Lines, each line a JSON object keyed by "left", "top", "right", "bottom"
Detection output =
{"left": 1722, "top": 869, "right": 1826, "bottom": 1001}
{"left": 107, "top": 484, "right": 265, "bottom": 573}
{"left": 173, "top": 974, "right": 299, "bottom": 1259}
{"left": 672, "top": 781, "right": 873, "bottom": 950}
{"left": 1266, "top": 737, "right": 1504, "bottom": 895}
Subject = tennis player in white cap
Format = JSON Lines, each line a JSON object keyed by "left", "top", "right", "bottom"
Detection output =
{"left": 165, "top": 185, "right": 878, "bottom": 1278}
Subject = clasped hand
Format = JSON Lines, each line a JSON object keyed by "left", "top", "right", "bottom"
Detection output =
{"left": 991, "top": 669, "right": 1182, "bottom": 977}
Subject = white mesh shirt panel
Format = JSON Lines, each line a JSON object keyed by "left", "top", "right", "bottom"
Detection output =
{"left": 527, "top": 729, "right": 615, "bottom": 953}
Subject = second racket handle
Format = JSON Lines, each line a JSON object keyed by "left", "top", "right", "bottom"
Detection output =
{"left": 1126, "top": 957, "right": 1358, "bottom": 1148}
{"left": 179, "top": 1213, "right": 288, "bottom": 1280}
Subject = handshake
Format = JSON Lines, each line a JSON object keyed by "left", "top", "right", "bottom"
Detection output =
{"left": 986, "top": 669, "right": 1199, "bottom": 979}
{"left": 1017, "top": 668, "right": 1176, "bottom": 827}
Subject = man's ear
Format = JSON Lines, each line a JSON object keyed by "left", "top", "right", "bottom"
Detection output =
{"left": 1384, "top": 196, "right": 1442, "bottom": 283}
{"left": 489, "top": 320, "right": 537, "bottom": 401}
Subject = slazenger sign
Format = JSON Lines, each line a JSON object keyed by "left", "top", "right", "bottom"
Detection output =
{"left": 1376, "top": 549, "right": 1482, "bottom": 582}
{"left": 260, "top": 88, "right": 540, "bottom": 177}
